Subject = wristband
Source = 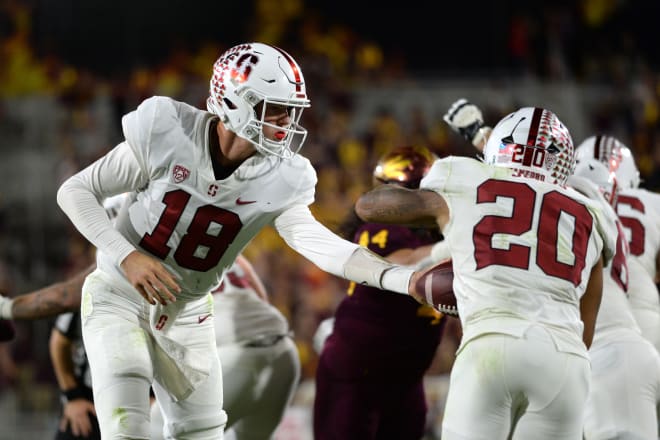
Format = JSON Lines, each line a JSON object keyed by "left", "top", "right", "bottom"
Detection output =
{"left": 459, "top": 120, "right": 485, "bottom": 144}
{"left": 61, "top": 386, "right": 93, "bottom": 404}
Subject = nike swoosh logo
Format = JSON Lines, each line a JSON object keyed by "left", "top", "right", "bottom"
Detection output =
{"left": 198, "top": 314, "right": 212, "bottom": 324}
{"left": 236, "top": 198, "right": 257, "bottom": 205}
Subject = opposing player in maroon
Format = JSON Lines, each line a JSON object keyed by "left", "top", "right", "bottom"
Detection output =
{"left": 314, "top": 146, "right": 447, "bottom": 440}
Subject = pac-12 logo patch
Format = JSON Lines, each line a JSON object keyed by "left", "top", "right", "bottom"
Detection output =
{"left": 173, "top": 165, "right": 190, "bottom": 183}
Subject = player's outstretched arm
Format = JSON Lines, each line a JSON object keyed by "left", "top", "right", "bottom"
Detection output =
{"left": 354, "top": 186, "right": 451, "bottom": 304}
{"left": 355, "top": 185, "right": 448, "bottom": 229}
{"left": 580, "top": 257, "right": 604, "bottom": 349}
{"left": 0, "top": 263, "right": 95, "bottom": 320}
{"left": 275, "top": 204, "right": 417, "bottom": 296}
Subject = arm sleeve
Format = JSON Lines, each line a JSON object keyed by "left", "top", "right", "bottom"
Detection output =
{"left": 274, "top": 204, "right": 414, "bottom": 294}
{"left": 56, "top": 141, "right": 149, "bottom": 265}
{"left": 274, "top": 204, "right": 359, "bottom": 273}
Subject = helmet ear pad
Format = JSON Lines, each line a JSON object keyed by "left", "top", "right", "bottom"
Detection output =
{"left": 219, "top": 93, "right": 254, "bottom": 134}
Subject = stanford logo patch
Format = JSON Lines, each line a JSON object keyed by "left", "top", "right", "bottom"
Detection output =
{"left": 173, "top": 165, "right": 190, "bottom": 183}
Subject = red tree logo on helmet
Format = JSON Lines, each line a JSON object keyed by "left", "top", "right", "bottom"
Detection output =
{"left": 230, "top": 53, "right": 259, "bottom": 85}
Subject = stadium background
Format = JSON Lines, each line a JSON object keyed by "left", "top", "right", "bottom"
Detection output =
{"left": 1, "top": 0, "right": 660, "bottom": 438}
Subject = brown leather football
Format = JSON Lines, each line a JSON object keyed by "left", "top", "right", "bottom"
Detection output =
{"left": 415, "top": 259, "right": 458, "bottom": 316}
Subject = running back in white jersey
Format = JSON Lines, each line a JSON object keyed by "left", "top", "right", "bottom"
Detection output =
{"left": 420, "top": 157, "right": 616, "bottom": 356}
{"left": 98, "top": 96, "right": 317, "bottom": 299}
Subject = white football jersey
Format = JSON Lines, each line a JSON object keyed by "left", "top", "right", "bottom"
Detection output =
{"left": 97, "top": 96, "right": 317, "bottom": 299}
{"left": 616, "top": 188, "right": 660, "bottom": 280}
{"left": 565, "top": 176, "right": 640, "bottom": 336}
{"left": 593, "top": 219, "right": 641, "bottom": 336}
{"left": 616, "top": 189, "right": 660, "bottom": 313}
{"left": 420, "top": 157, "right": 616, "bottom": 357}
{"left": 211, "top": 262, "right": 289, "bottom": 345}
{"left": 616, "top": 188, "right": 660, "bottom": 348}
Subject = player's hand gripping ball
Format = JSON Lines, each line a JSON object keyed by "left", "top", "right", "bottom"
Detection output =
{"left": 414, "top": 259, "right": 458, "bottom": 316}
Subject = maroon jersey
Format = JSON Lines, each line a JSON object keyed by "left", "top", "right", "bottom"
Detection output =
{"left": 314, "top": 222, "right": 445, "bottom": 440}
{"left": 333, "top": 222, "right": 444, "bottom": 373}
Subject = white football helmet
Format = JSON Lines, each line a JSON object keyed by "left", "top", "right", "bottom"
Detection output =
{"left": 573, "top": 158, "right": 619, "bottom": 206}
{"left": 482, "top": 107, "right": 575, "bottom": 185}
{"left": 575, "top": 135, "right": 640, "bottom": 190}
{"left": 207, "top": 42, "right": 311, "bottom": 158}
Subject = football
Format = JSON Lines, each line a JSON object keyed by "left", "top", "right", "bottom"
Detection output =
{"left": 415, "top": 259, "right": 458, "bottom": 316}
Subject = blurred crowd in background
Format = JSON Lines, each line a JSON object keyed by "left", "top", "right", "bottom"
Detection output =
{"left": 1, "top": 0, "right": 660, "bottom": 436}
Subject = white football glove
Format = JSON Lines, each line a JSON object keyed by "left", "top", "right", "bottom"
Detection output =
{"left": 0, "top": 295, "right": 14, "bottom": 319}
{"left": 443, "top": 98, "right": 490, "bottom": 148}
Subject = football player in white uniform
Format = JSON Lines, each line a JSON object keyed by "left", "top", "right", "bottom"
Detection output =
{"left": 576, "top": 135, "right": 660, "bottom": 352}
{"left": 151, "top": 255, "right": 299, "bottom": 440}
{"left": 446, "top": 100, "right": 660, "bottom": 438}
{"left": 55, "top": 42, "right": 427, "bottom": 439}
{"left": 356, "top": 106, "right": 616, "bottom": 440}
{"left": 2, "top": 192, "right": 300, "bottom": 439}
{"left": 569, "top": 159, "right": 660, "bottom": 439}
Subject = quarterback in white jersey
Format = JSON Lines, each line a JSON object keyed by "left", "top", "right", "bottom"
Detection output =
{"left": 569, "top": 162, "right": 660, "bottom": 440}
{"left": 576, "top": 135, "right": 660, "bottom": 351}
{"left": 357, "top": 107, "right": 616, "bottom": 440}
{"left": 56, "top": 42, "right": 422, "bottom": 439}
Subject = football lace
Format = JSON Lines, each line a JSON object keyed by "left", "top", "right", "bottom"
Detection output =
{"left": 437, "top": 304, "right": 459, "bottom": 316}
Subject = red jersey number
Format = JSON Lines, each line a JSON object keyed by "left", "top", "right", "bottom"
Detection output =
{"left": 474, "top": 180, "right": 593, "bottom": 286}
{"left": 616, "top": 195, "right": 645, "bottom": 256}
{"left": 139, "top": 190, "right": 242, "bottom": 271}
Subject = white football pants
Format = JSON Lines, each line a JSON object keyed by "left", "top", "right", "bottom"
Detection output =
{"left": 81, "top": 269, "right": 226, "bottom": 439}
{"left": 442, "top": 325, "right": 590, "bottom": 440}
{"left": 152, "top": 336, "right": 300, "bottom": 440}
{"left": 583, "top": 329, "right": 660, "bottom": 440}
